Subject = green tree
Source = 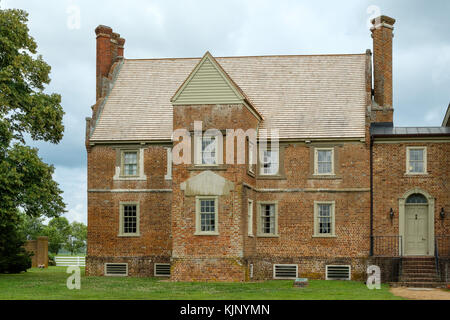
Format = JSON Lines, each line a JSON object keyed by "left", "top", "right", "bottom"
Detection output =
{"left": 0, "top": 6, "right": 65, "bottom": 273}
{"left": 18, "top": 213, "right": 45, "bottom": 240}
{"left": 65, "top": 221, "right": 87, "bottom": 255}
{"left": 43, "top": 217, "right": 70, "bottom": 255}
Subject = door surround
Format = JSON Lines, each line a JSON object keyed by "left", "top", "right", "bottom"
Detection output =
{"left": 398, "top": 188, "right": 435, "bottom": 256}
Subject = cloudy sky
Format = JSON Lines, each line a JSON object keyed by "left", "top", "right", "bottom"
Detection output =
{"left": 2, "top": 0, "right": 449, "bottom": 224}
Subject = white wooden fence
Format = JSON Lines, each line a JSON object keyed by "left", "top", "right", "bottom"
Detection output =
{"left": 55, "top": 256, "right": 86, "bottom": 267}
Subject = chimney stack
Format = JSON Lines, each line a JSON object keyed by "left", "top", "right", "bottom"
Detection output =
{"left": 371, "top": 15, "right": 396, "bottom": 123}
{"left": 95, "top": 25, "right": 125, "bottom": 100}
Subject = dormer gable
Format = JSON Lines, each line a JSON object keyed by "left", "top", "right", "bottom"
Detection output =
{"left": 171, "top": 52, "right": 260, "bottom": 120}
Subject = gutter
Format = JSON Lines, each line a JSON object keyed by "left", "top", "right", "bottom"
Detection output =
{"left": 370, "top": 134, "right": 374, "bottom": 257}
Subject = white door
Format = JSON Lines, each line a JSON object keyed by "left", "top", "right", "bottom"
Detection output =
{"left": 405, "top": 205, "right": 428, "bottom": 255}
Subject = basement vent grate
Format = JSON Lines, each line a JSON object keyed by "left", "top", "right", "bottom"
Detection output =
{"left": 326, "top": 265, "right": 351, "bottom": 280}
{"left": 104, "top": 263, "right": 128, "bottom": 276}
{"left": 273, "top": 264, "right": 298, "bottom": 279}
{"left": 154, "top": 263, "right": 171, "bottom": 277}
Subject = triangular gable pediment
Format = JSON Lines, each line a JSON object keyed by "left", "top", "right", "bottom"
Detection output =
{"left": 171, "top": 51, "right": 246, "bottom": 106}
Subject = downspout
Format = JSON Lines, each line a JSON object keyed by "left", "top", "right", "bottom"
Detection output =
{"left": 369, "top": 133, "right": 374, "bottom": 256}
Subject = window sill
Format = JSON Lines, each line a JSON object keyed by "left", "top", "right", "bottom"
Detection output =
{"left": 257, "top": 234, "right": 279, "bottom": 238}
{"left": 188, "top": 166, "right": 227, "bottom": 171}
{"left": 309, "top": 175, "right": 341, "bottom": 180}
{"left": 248, "top": 234, "right": 254, "bottom": 238}
{"left": 114, "top": 176, "right": 147, "bottom": 181}
{"left": 404, "top": 172, "right": 429, "bottom": 177}
{"left": 194, "top": 232, "right": 220, "bottom": 236}
{"left": 118, "top": 234, "right": 141, "bottom": 238}
{"left": 256, "top": 175, "right": 286, "bottom": 180}
{"left": 312, "top": 235, "right": 337, "bottom": 238}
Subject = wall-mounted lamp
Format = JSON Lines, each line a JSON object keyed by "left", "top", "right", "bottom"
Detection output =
{"left": 440, "top": 208, "right": 445, "bottom": 219}
{"left": 389, "top": 208, "right": 394, "bottom": 220}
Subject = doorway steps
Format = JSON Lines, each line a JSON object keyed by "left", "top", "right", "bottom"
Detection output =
{"left": 393, "top": 257, "right": 445, "bottom": 288}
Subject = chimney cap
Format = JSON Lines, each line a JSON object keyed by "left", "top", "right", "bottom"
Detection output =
{"left": 371, "top": 15, "right": 396, "bottom": 27}
{"left": 95, "top": 25, "right": 113, "bottom": 36}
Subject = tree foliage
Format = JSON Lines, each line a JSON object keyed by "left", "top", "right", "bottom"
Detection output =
{"left": 0, "top": 6, "right": 65, "bottom": 273}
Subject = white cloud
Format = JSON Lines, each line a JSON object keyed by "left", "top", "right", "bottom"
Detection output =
{"left": 53, "top": 166, "right": 87, "bottom": 224}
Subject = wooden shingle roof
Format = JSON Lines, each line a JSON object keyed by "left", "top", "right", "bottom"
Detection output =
{"left": 90, "top": 53, "right": 367, "bottom": 141}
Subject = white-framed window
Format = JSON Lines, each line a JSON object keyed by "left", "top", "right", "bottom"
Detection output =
{"left": 260, "top": 149, "right": 279, "bottom": 175}
{"left": 248, "top": 200, "right": 254, "bottom": 236}
{"left": 195, "top": 136, "right": 219, "bottom": 165}
{"left": 164, "top": 148, "right": 172, "bottom": 180}
{"left": 406, "top": 147, "right": 427, "bottom": 174}
{"left": 314, "top": 148, "right": 334, "bottom": 175}
{"left": 195, "top": 196, "right": 219, "bottom": 235}
{"left": 122, "top": 150, "right": 138, "bottom": 176}
{"left": 313, "top": 201, "right": 335, "bottom": 237}
{"left": 114, "top": 148, "right": 146, "bottom": 181}
{"left": 119, "top": 202, "right": 140, "bottom": 237}
{"left": 257, "top": 202, "right": 278, "bottom": 237}
{"left": 248, "top": 141, "right": 255, "bottom": 173}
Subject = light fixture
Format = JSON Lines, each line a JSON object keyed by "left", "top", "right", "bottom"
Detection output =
{"left": 440, "top": 208, "right": 445, "bottom": 219}
{"left": 389, "top": 208, "right": 394, "bottom": 220}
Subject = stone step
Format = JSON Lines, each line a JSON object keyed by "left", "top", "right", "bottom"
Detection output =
{"left": 390, "top": 282, "right": 447, "bottom": 288}
{"left": 400, "top": 277, "right": 439, "bottom": 282}
{"left": 401, "top": 272, "right": 438, "bottom": 278}
{"left": 402, "top": 262, "right": 435, "bottom": 268}
{"left": 402, "top": 268, "right": 435, "bottom": 272}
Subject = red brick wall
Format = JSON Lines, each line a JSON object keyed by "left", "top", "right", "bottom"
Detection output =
{"left": 372, "top": 141, "right": 450, "bottom": 238}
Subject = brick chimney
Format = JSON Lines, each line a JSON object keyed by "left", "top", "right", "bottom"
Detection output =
{"left": 371, "top": 15, "right": 396, "bottom": 123}
{"left": 95, "top": 25, "right": 125, "bottom": 100}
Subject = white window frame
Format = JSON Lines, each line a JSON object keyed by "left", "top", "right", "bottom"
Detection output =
{"left": 259, "top": 149, "right": 279, "bottom": 176}
{"left": 195, "top": 135, "right": 219, "bottom": 166}
{"left": 257, "top": 201, "right": 279, "bottom": 237}
{"left": 164, "top": 148, "right": 172, "bottom": 180}
{"left": 248, "top": 199, "right": 254, "bottom": 236}
{"left": 195, "top": 196, "right": 219, "bottom": 236}
{"left": 248, "top": 141, "right": 255, "bottom": 173}
{"left": 118, "top": 202, "right": 140, "bottom": 237}
{"left": 313, "top": 201, "right": 336, "bottom": 238}
{"left": 314, "top": 148, "right": 334, "bottom": 175}
{"left": 114, "top": 148, "right": 147, "bottom": 181}
{"left": 406, "top": 146, "right": 427, "bottom": 175}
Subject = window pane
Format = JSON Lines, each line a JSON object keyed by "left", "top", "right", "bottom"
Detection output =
{"left": 123, "top": 205, "right": 137, "bottom": 234}
{"left": 124, "top": 152, "right": 138, "bottom": 175}
{"left": 409, "top": 149, "right": 424, "bottom": 173}
{"left": 318, "top": 204, "right": 332, "bottom": 234}
{"left": 261, "top": 204, "right": 275, "bottom": 234}
{"left": 262, "top": 150, "right": 278, "bottom": 175}
{"left": 202, "top": 137, "right": 216, "bottom": 165}
{"left": 200, "top": 199, "right": 216, "bottom": 232}
{"left": 317, "top": 150, "right": 332, "bottom": 174}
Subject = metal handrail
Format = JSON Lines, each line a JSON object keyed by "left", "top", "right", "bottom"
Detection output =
{"left": 371, "top": 235, "right": 403, "bottom": 257}
{"left": 435, "top": 237, "right": 440, "bottom": 281}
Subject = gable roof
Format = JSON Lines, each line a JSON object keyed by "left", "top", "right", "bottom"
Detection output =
{"left": 171, "top": 52, "right": 260, "bottom": 118}
{"left": 443, "top": 104, "right": 450, "bottom": 127}
{"left": 90, "top": 53, "right": 367, "bottom": 142}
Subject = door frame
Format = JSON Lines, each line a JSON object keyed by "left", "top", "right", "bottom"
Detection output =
{"left": 399, "top": 188, "right": 435, "bottom": 256}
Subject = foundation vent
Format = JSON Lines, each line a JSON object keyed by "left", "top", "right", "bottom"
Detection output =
{"left": 154, "top": 263, "right": 171, "bottom": 277}
{"left": 326, "top": 265, "right": 351, "bottom": 280}
{"left": 273, "top": 264, "right": 298, "bottom": 279}
{"left": 104, "top": 263, "right": 128, "bottom": 276}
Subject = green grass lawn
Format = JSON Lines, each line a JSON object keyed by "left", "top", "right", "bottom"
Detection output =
{"left": 0, "top": 267, "right": 403, "bottom": 300}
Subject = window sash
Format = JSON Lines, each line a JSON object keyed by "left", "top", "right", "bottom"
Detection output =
{"left": 123, "top": 151, "right": 138, "bottom": 176}
{"left": 318, "top": 204, "right": 332, "bottom": 235}
{"left": 316, "top": 149, "right": 333, "bottom": 175}
{"left": 248, "top": 201, "right": 253, "bottom": 236}
{"left": 260, "top": 204, "right": 275, "bottom": 234}
{"left": 122, "top": 204, "right": 137, "bottom": 234}
{"left": 248, "top": 142, "right": 255, "bottom": 173}
{"left": 201, "top": 137, "right": 217, "bottom": 165}
{"left": 199, "top": 199, "right": 216, "bottom": 232}
{"left": 261, "top": 150, "right": 278, "bottom": 175}
{"left": 408, "top": 149, "right": 425, "bottom": 173}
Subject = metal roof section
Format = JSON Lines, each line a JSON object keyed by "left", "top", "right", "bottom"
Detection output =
{"left": 90, "top": 53, "right": 367, "bottom": 142}
{"left": 443, "top": 103, "right": 450, "bottom": 127}
{"left": 371, "top": 125, "right": 450, "bottom": 137}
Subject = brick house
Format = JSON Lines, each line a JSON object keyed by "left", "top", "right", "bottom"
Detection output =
{"left": 85, "top": 16, "right": 450, "bottom": 285}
